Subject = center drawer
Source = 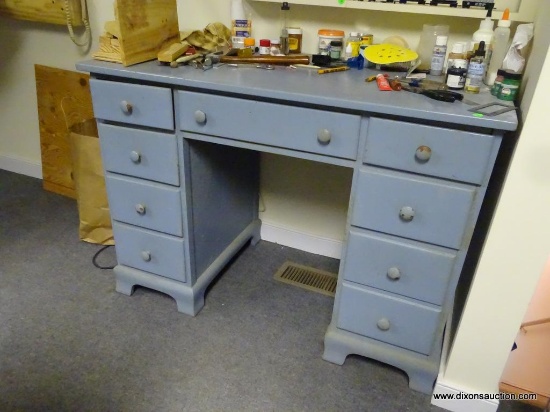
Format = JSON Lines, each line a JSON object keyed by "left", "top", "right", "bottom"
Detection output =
{"left": 177, "top": 91, "right": 361, "bottom": 160}
{"left": 337, "top": 283, "right": 441, "bottom": 355}
{"left": 351, "top": 168, "right": 476, "bottom": 249}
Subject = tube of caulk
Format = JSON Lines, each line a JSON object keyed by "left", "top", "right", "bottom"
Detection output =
{"left": 376, "top": 74, "right": 392, "bottom": 91}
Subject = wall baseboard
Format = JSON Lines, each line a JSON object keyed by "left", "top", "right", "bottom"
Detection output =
{"left": 260, "top": 221, "right": 343, "bottom": 259}
{"left": 0, "top": 154, "right": 42, "bottom": 179}
{"left": 432, "top": 381, "right": 499, "bottom": 412}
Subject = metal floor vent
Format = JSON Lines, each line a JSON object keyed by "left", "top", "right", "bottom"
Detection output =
{"left": 274, "top": 261, "right": 337, "bottom": 297}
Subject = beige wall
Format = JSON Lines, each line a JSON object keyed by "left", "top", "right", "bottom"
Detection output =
{"left": 436, "top": 0, "right": 550, "bottom": 399}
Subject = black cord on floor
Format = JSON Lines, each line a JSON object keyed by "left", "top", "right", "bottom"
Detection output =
{"left": 92, "top": 245, "right": 115, "bottom": 270}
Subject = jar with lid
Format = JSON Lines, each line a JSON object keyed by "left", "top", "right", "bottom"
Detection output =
{"left": 330, "top": 40, "right": 342, "bottom": 60}
{"left": 270, "top": 39, "right": 282, "bottom": 55}
{"left": 259, "top": 39, "right": 271, "bottom": 55}
{"left": 318, "top": 29, "right": 344, "bottom": 56}
{"left": 287, "top": 28, "right": 302, "bottom": 54}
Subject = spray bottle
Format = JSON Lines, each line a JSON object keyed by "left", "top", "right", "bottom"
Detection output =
{"left": 485, "top": 8, "right": 511, "bottom": 85}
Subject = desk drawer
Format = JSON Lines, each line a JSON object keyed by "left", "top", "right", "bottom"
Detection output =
{"left": 364, "top": 118, "right": 495, "bottom": 184}
{"left": 177, "top": 91, "right": 361, "bottom": 160}
{"left": 106, "top": 175, "right": 183, "bottom": 237}
{"left": 351, "top": 168, "right": 475, "bottom": 249}
{"left": 337, "top": 283, "right": 441, "bottom": 355}
{"left": 90, "top": 79, "right": 174, "bottom": 130}
{"left": 343, "top": 229, "right": 456, "bottom": 305}
{"left": 98, "top": 124, "right": 179, "bottom": 186}
{"left": 113, "top": 223, "right": 186, "bottom": 282}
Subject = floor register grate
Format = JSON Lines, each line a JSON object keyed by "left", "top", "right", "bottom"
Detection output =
{"left": 274, "top": 261, "right": 337, "bottom": 297}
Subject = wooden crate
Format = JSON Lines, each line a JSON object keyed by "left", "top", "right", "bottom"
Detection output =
{"left": 35, "top": 65, "right": 94, "bottom": 198}
{"left": 93, "top": 0, "right": 180, "bottom": 66}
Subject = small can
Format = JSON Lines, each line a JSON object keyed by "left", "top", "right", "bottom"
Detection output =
{"left": 491, "top": 69, "right": 505, "bottom": 96}
{"left": 497, "top": 71, "right": 522, "bottom": 101}
{"left": 360, "top": 34, "right": 374, "bottom": 46}
{"left": 259, "top": 39, "right": 271, "bottom": 55}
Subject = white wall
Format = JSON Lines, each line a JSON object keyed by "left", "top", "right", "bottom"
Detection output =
{"left": 433, "top": 2, "right": 550, "bottom": 408}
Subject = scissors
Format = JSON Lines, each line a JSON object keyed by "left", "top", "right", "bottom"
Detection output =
{"left": 402, "top": 85, "right": 467, "bottom": 103}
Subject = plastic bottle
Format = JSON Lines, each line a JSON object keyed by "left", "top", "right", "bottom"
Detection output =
{"left": 471, "top": 9, "right": 494, "bottom": 62}
{"left": 485, "top": 8, "right": 511, "bottom": 86}
{"left": 231, "top": 0, "right": 251, "bottom": 39}
{"left": 465, "top": 41, "right": 487, "bottom": 94}
{"left": 345, "top": 32, "right": 361, "bottom": 58}
{"left": 430, "top": 35, "right": 448, "bottom": 76}
{"left": 445, "top": 42, "right": 468, "bottom": 90}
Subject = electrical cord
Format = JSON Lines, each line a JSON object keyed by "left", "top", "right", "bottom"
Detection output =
{"left": 92, "top": 245, "right": 115, "bottom": 270}
{"left": 64, "top": 0, "right": 91, "bottom": 47}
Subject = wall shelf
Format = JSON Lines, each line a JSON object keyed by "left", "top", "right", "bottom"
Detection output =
{"left": 250, "top": 0, "right": 538, "bottom": 22}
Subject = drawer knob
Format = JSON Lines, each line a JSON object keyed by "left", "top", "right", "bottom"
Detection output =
{"left": 141, "top": 251, "right": 152, "bottom": 262}
{"left": 399, "top": 206, "right": 415, "bottom": 222}
{"left": 120, "top": 100, "right": 133, "bottom": 115}
{"left": 377, "top": 318, "right": 391, "bottom": 331}
{"left": 130, "top": 151, "right": 141, "bottom": 163}
{"left": 194, "top": 110, "right": 207, "bottom": 125}
{"left": 135, "top": 204, "right": 146, "bottom": 215}
{"left": 387, "top": 267, "right": 401, "bottom": 281}
{"left": 317, "top": 129, "right": 331, "bottom": 144}
{"left": 415, "top": 145, "right": 432, "bottom": 162}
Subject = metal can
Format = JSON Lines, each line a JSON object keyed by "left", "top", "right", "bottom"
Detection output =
{"left": 360, "top": 34, "right": 373, "bottom": 47}
{"left": 497, "top": 71, "right": 522, "bottom": 101}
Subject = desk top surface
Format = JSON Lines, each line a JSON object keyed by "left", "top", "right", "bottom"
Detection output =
{"left": 77, "top": 60, "right": 518, "bottom": 132}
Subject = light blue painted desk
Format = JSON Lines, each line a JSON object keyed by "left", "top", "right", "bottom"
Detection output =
{"left": 77, "top": 60, "right": 518, "bottom": 394}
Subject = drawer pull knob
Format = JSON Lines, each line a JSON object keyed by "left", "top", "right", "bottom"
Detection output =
{"left": 141, "top": 251, "right": 151, "bottom": 262}
{"left": 377, "top": 318, "right": 391, "bottom": 331}
{"left": 194, "top": 110, "right": 207, "bottom": 124}
{"left": 415, "top": 145, "right": 432, "bottom": 162}
{"left": 130, "top": 151, "right": 141, "bottom": 163}
{"left": 120, "top": 100, "right": 133, "bottom": 114}
{"left": 387, "top": 267, "right": 401, "bottom": 281}
{"left": 399, "top": 206, "right": 415, "bottom": 222}
{"left": 135, "top": 204, "right": 146, "bottom": 215}
{"left": 317, "top": 129, "right": 331, "bottom": 144}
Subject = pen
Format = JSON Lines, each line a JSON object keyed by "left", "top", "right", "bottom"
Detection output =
{"left": 318, "top": 66, "right": 350, "bottom": 75}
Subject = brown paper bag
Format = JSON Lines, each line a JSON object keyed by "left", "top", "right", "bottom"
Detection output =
{"left": 69, "top": 118, "right": 114, "bottom": 245}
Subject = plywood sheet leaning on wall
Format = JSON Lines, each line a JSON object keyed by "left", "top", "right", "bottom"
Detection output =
{"left": 0, "top": 0, "right": 82, "bottom": 26}
{"left": 93, "top": 0, "right": 179, "bottom": 66}
{"left": 35, "top": 65, "right": 94, "bottom": 198}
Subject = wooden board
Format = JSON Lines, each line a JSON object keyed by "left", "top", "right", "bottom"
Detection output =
{"left": 0, "top": 0, "right": 82, "bottom": 26}
{"left": 115, "top": 0, "right": 179, "bottom": 66}
{"left": 35, "top": 65, "right": 94, "bottom": 198}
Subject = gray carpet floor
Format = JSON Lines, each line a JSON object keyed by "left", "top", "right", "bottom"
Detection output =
{"left": 0, "top": 169, "right": 540, "bottom": 412}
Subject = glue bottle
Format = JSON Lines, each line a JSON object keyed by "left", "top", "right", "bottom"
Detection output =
{"left": 465, "top": 41, "right": 487, "bottom": 94}
{"left": 485, "top": 8, "right": 511, "bottom": 86}
{"left": 471, "top": 9, "right": 494, "bottom": 61}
